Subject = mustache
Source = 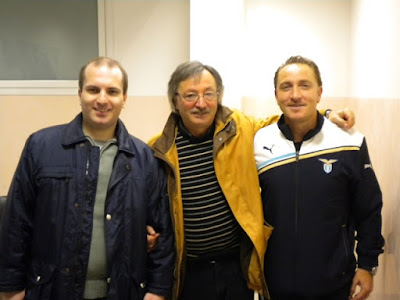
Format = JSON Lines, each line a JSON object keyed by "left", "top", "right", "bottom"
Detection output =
{"left": 190, "top": 108, "right": 210, "bottom": 114}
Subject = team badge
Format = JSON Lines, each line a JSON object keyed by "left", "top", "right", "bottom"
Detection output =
{"left": 318, "top": 158, "right": 338, "bottom": 174}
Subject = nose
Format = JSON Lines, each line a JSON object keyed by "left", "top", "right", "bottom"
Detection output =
{"left": 97, "top": 90, "right": 107, "bottom": 103}
{"left": 195, "top": 95, "right": 207, "bottom": 108}
{"left": 291, "top": 86, "right": 301, "bottom": 99}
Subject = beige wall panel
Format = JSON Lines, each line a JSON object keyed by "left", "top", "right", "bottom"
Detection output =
{"left": 0, "top": 95, "right": 170, "bottom": 196}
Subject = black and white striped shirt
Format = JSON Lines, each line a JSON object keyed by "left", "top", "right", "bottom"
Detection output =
{"left": 176, "top": 122, "right": 241, "bottom": 259}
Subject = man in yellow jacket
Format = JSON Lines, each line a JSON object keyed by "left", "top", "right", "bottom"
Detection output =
{"left": 148, "top": 61, "right": 354, "bottom": 300}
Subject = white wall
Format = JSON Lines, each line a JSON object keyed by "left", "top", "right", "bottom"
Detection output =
{"left": 105, "top": 1, "right": 190, "bottom": 96}
{"left": 245, "top": 0, "right": 351, "bottom": 97}
{"left": 350, "top": 0, "right": 400, "bottom": 99}
{"left": 190, "top": 0, "right": 246, "bottom": 109}
{"left": 190, "top": 0, "right": 351, "bottom": 111}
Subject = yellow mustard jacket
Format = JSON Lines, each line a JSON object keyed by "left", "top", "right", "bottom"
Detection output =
{"left": 148, "top": 106, "right": 280, "bottom": 300}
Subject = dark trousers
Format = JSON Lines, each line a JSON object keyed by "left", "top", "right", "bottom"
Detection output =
{"left": 269, "top": 282, "right": 351, "bottom": 300}
{"left": 179, "top": 255, "right": 254, "bottom": 300}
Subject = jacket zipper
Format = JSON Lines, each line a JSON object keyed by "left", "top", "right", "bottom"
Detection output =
{"left": 72, "top": 144, "right": 91, "bottom": 290}
{"left": 295, "top": 149, "right": 300, "bottom": 233}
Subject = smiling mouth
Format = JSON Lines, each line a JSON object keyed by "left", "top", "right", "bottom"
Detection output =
{"left": 96, "top": 108, "right": 110, "bottom": 113}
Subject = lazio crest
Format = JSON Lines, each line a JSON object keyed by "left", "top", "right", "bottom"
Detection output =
{"left": 318, "top": 158, "right": 338, "bottom": 174}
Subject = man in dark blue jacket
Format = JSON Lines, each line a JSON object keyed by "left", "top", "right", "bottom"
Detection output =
{"left": 254, "top": 56, "right": 384, "bottom": 300}
{"left": 0, "top": 57, "right": 174, "bottom": 300}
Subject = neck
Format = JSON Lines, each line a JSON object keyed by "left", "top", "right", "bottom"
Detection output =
{"left": 179, "top": 119, "right": 214, "bottom": 139}
{"left": 188, "top": 127, "right": 208, "bottom": 138}
{"left": 83, "top": 124, "right": 116, "bottom": 142}
{"left": 290, "top": 126, "right": 309, "bottom": 143}
{"left": 285, "top": 117, "right": 317, "bottom": 143}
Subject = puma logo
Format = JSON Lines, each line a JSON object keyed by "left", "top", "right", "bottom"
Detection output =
{"left": 263, "top": 145, "right": 274, "bottom": 154}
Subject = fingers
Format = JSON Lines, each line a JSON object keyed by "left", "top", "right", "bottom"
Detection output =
{"left": 342, "top": 108, "right": 356, "bottom": 129}
{"left": 349, "top": 279, "right": 357, "bottom": 298}
{"left": 351, "top": 288, "right": 372, "bottom": 300}
{"left": 147, "top": 225, "right": 160, "bottom": 253}
{"left": 147, "top": 234, "right": 159, "bottom": 252}
{"left": 329, "top": 108, "right": 356, "bottom": 130}
{"left": 0, "top": 291, "right": 25, "bottom": 300}
{"left": 349, "top": 269, "right": 373, "bottom": 300}
{"left": 147, "top": 225, "right": 156, "bottom": 235}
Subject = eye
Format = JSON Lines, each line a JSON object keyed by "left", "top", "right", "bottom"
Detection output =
{"left": 204, "top": 92, "right": 217, "bottom": 101}
{"left": 107, "top": 88, "right": 120, "bottom": 96}
{"left": 86, "top": 86, "right": 99, "bottom": 94}
{"left": 300, "top": 82, "right": 311, "bottom": 89}
{"left": 184, "top": 93, "right": 198, "bottom": 101}
{"left": 280, "top": 84, "right": 291, "bottom": 91}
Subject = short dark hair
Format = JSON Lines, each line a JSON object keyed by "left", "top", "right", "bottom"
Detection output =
{"left": 79, "top": 57, "right": 128, "bottom": 95}
{"left": 167, "top": 61, "right": 224, "bottom": 113}
{"left": 274, "top": 55, "right": 322, "bottom": 89}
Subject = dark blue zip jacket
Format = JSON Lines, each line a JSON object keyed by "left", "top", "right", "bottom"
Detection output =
{"left": 0, "top": 114, "right": 175, "bottom": 299}
{"left": 254, "top": 113, "right": 384, "bottom": 296}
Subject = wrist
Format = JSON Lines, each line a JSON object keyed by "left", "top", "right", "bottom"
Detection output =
{"left": 358, "top": 265, "right": 378, "bottom": 276}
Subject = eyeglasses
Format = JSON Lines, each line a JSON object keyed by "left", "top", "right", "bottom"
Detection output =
{"left": 176, "top": 91, "right": 219, "bottom": 102}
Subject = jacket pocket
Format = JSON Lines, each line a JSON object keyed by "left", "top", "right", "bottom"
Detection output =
{"left": 36, "top": 166, "right": 73, "bottom": 180}
{"left": 35, "top": 166, "right": 73, "bottom": 222}
{"left": 25, "top": 263, "right": 56, "bottom": 300}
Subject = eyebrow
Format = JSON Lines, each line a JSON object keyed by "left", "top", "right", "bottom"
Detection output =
{"left": 279, "top": 79, "right": 312, "bottom": 85}
{"left": 184, "top": 86, "right": 216, "bottom": 92}
{"left": 85, "top": 85, "right": 99, "bottom": 89}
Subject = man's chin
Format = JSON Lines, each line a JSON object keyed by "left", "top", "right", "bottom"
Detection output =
{"left": 191, "top": 114, "right": 210, "bottom": 122}
{"left": 191, "top": 118, "right": 212, "bottom": 128}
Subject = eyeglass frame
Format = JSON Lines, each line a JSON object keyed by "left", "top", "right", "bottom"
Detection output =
{"left": 175, "top": 91, "right": 219, "bottom": 102}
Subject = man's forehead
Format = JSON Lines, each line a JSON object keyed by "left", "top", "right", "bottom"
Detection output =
{"left": 86, "top": 63, "right": 121, "bottom": 75}
{"left": 179, "top": 70, "right": 216, "bottom": 88}
{"left": 279, "top": 64, "right": 316, "bottom": 81}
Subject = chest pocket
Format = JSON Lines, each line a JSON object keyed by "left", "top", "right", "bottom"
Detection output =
{"left": 35, "top": 166, "right": 74, "bottom": 219}
{"left": 36, "top": 166, "right": 73, "bottom": 187}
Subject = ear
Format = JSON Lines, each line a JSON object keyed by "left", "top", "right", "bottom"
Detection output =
{"left": 317, "top": 86, "right": 323, "bottom": 103}
{"left": 173, "top": 96, "right": 179, "bottom": 113}
{"left": 78, "top": 89, "right": 82, "bottom": 98}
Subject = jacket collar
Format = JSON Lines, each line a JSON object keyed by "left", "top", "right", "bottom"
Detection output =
{"left": 61, "top": 113, "right": 135, "bottom": 156}
{"left": 152, "top": 105, "right": 234, "bottom": 154}
{"left": 215, "top": 105, "right": 234, "bottom": 125}
{"left": 278, "top": 111, "right": 325, "bottom": 142}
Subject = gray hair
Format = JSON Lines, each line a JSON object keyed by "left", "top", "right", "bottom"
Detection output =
{"left": 167, "top": 61, "right": 224, "bottom": 113}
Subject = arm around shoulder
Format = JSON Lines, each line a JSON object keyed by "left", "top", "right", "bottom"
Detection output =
{"left": 145, "top": 157, "right": 175, "bottom": 298}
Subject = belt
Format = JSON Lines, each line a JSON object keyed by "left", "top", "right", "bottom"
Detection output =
{"left": 186, "top": 249, "right": 240, "bottom": 266}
